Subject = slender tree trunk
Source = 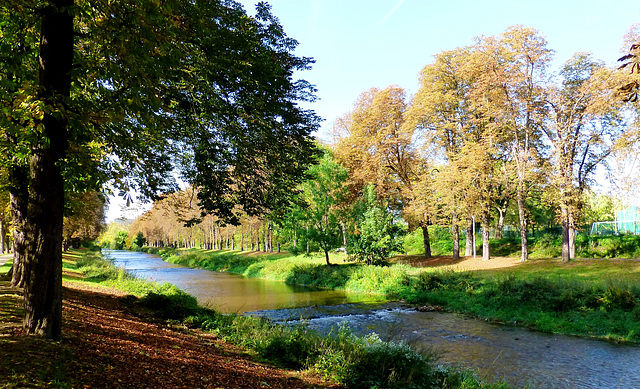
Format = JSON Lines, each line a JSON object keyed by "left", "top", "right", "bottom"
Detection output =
{"left": 561, "top": 205, "right": 570, "bottom": 262}
{"left": 340, "top": 221, "right": 348, "bottom": 254}
{"left": 465, "top": 218, "right": 474, "bottom": 257}
{"left": 324, "top": 250, "right": 331, "bottom": 266}
{"left": 293, "top": 229, "right": 297, "bottom": 249}
{"left": 482, "top": 209, "right": 490, "bottom": 261}
{"left": 569, "top": 224, "right": 576, "bottom": 260}
{"left": 495, "top": 206, "right": 505, "bottom": 239}
{"left": 0, "top": 215, "right": 4, "bottom": 254}
{"left": 421, "top": 222, "right": 432, "bottom": 259}
{"left": 231, "top": 230, "right": 235, "bottom": 250}
{"left": 516, "top": 189, "right": 529, "bottom": 262}
{"left": 452, "top": 219, "right": 460, "bottom": 261}
{"left": 240, "top": 228, "right": 244, "bottom": 251}
{"left": 269, "top": 224, "right": 273, "bottom": 253}
{"left": 23, "top": 0, "right": 73, "bottom": 340}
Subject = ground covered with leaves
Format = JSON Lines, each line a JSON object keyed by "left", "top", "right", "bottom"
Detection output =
{"left": 0, "top": 277, "right": 334, "bottom": 389}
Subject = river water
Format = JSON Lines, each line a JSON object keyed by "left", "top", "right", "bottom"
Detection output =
{"left": 105, "top": 250, "right": 640, "bottom": 389}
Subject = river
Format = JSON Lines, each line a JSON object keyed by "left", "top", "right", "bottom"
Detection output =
{"left": 105, "top": 250, "right": 640, "bottom": 389}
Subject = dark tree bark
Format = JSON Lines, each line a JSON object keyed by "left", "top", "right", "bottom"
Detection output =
{"left": 421, "top": 223, "right": 432, "bottom": 259}
{"left": 9, "top": 165, "right": 29, "bottom": 288}
{"left": 23, "top": 0, "right": 73, "bottom": 340}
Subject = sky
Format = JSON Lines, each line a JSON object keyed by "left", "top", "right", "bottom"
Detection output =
{"left": 106, "top": 0, "right": 640, "bottom": 222}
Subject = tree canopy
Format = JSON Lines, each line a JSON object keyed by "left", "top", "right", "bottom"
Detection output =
{"left": 1, "top": 0, "right": 320, "bottom": 339}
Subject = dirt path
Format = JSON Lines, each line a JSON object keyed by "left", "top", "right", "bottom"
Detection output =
{"left": 397, "top": 255, "right": 523, "bottom": 271}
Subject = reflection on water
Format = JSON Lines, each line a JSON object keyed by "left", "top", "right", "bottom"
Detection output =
{"left": 103, "top": 249, "right": 378, "bottom": 313}
{"left": 104, "top": 250, "right": 640, "bottom": 389}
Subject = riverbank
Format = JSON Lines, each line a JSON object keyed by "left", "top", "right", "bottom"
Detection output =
{"left": 157, "top": 247, "right": 640, "bottom": 343}
{"left": 1, "top": 250, "right": 508, "bottom": 389}
{"left": 0, "top": 251, "right": 335, "bottom": 389}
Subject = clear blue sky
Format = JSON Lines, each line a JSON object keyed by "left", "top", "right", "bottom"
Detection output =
{"left": 107, "top": 0, "right": 640, "bottom": 221}
{"left": 238, "top": 0, "right": 640, "bottom": 140}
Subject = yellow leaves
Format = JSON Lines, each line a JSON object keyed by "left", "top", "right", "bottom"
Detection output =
{"left": 11, "top": 83, "right": 44, "bottom": 127}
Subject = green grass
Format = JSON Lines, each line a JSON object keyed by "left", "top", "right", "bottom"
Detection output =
{"left": 160, "top": 247, "right": 640, "bottom": 343}
{"left": 403, "top": 266, "right": 640, "bottom": 343}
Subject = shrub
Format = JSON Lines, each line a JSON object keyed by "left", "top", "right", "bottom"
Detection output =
{"left": 345, "top": 264, "right": 413, "bottom": 296}
{"left": 341, "top": 334, "right": 439, "bottom": 389}
{"left": 138, "top": 285, "right": 200, "bottom": 320}
{"left": 598, "top": 286, "right": 637, "bottom": 311}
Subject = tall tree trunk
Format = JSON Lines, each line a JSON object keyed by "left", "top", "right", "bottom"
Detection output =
{"left": 561, "top": 205, "right": 570, "bottom": 262}
{"left": 421, "top": 222, "right": 432, "bottom": 259}
{"left": 293, "top": 229, "right": 297, "bottom": 249}
{"left": 9, "top": 166, "right": 29, "bottom": 288}
{"left": 465, "top": 218, "right": 474, "bottom": 257}
{"left": 569, "top": 225, "right": 576, "bottom": 260}
{"left": 516, "top": 189, "right": 529, "bottom": 262}
{"left": 495, "top": 205, "right": 506, "bottom": 239}
{"left": 240, "top": 228, "right": 244, "bottom": 251}
{"left": 324, "top": 250, "right": 331, "bottom": 266}
{"left": 481, "top": 209, "right": 490, "bottom": 261}
{"left": 23, "top": 0, "right": 73, "bottom": 340}
{"left": 340, "top": 221, "right": 348, "bottom": 254}
{"left": 0, "top": 215, "right": 4, "bottom": 254}
{"left": 452, "top": 215, "right": 460, "bottom": 261}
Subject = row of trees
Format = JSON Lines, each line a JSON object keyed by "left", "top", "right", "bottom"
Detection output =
{"left": 332, "top": 26, "right": 638, "bottom": 263}
{"left": 128, "top": 150, "right": 405, "bottom": 267}
{"left": 128, "top": 26, "right": 640, "bottom": 268}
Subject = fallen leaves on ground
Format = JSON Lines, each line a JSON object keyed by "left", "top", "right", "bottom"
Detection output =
{"left": 0, "top": 278, "right": 337, "bottom": 388}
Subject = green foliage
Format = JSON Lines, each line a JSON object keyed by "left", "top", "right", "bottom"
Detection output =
{"left": 340, "top": 334, "right": 439, "bottom": 389}
{"left": 349, "top": 186, "right": 405, "bottom": 265}
{"left": 130, "top": 232, "right": 146, "bottom": 250}
{"left": 98, "top": 222, "right": 129, "bottom": 250}
{"left": 344, "top": 264, "right": 413, "bottom": 296}
{"left": 138, "top": 288, "right": 199, "bottom": 320}
{"left": 598, "top": 286, "right": 637, "bottom": 311}
{"left": 403, "top": 226, "right": 455, "bottom": 256}
{"left": 576, "top": 234, "right": 640, "bottom": 259}
{"left": 295, "top": 149, "right": 350, "bottom": 263}
{"left": 114, "top": 231, "right": 128, "bottom": 250}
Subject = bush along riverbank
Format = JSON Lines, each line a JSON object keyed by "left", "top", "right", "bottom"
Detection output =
{"left": 148, "top": 247, "right": 640, "bottom": 344}
{"left": 73, "top": 250, "right": 511, "bottom": 389}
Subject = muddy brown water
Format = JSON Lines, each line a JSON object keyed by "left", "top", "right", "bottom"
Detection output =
{"left": 106, "top": 250, "right": 640, "bottom": 388}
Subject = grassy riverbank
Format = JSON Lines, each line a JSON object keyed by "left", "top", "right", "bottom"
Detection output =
{"left": 155, "top": 247, "right": 640, "bottom": 343}
{"left": 1, "top": 250, "right": 510, "bottom": 389}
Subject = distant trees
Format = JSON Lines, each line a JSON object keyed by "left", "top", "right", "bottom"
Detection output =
{"left": 62, "top": 191, "right": 106, "bottom": 249}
